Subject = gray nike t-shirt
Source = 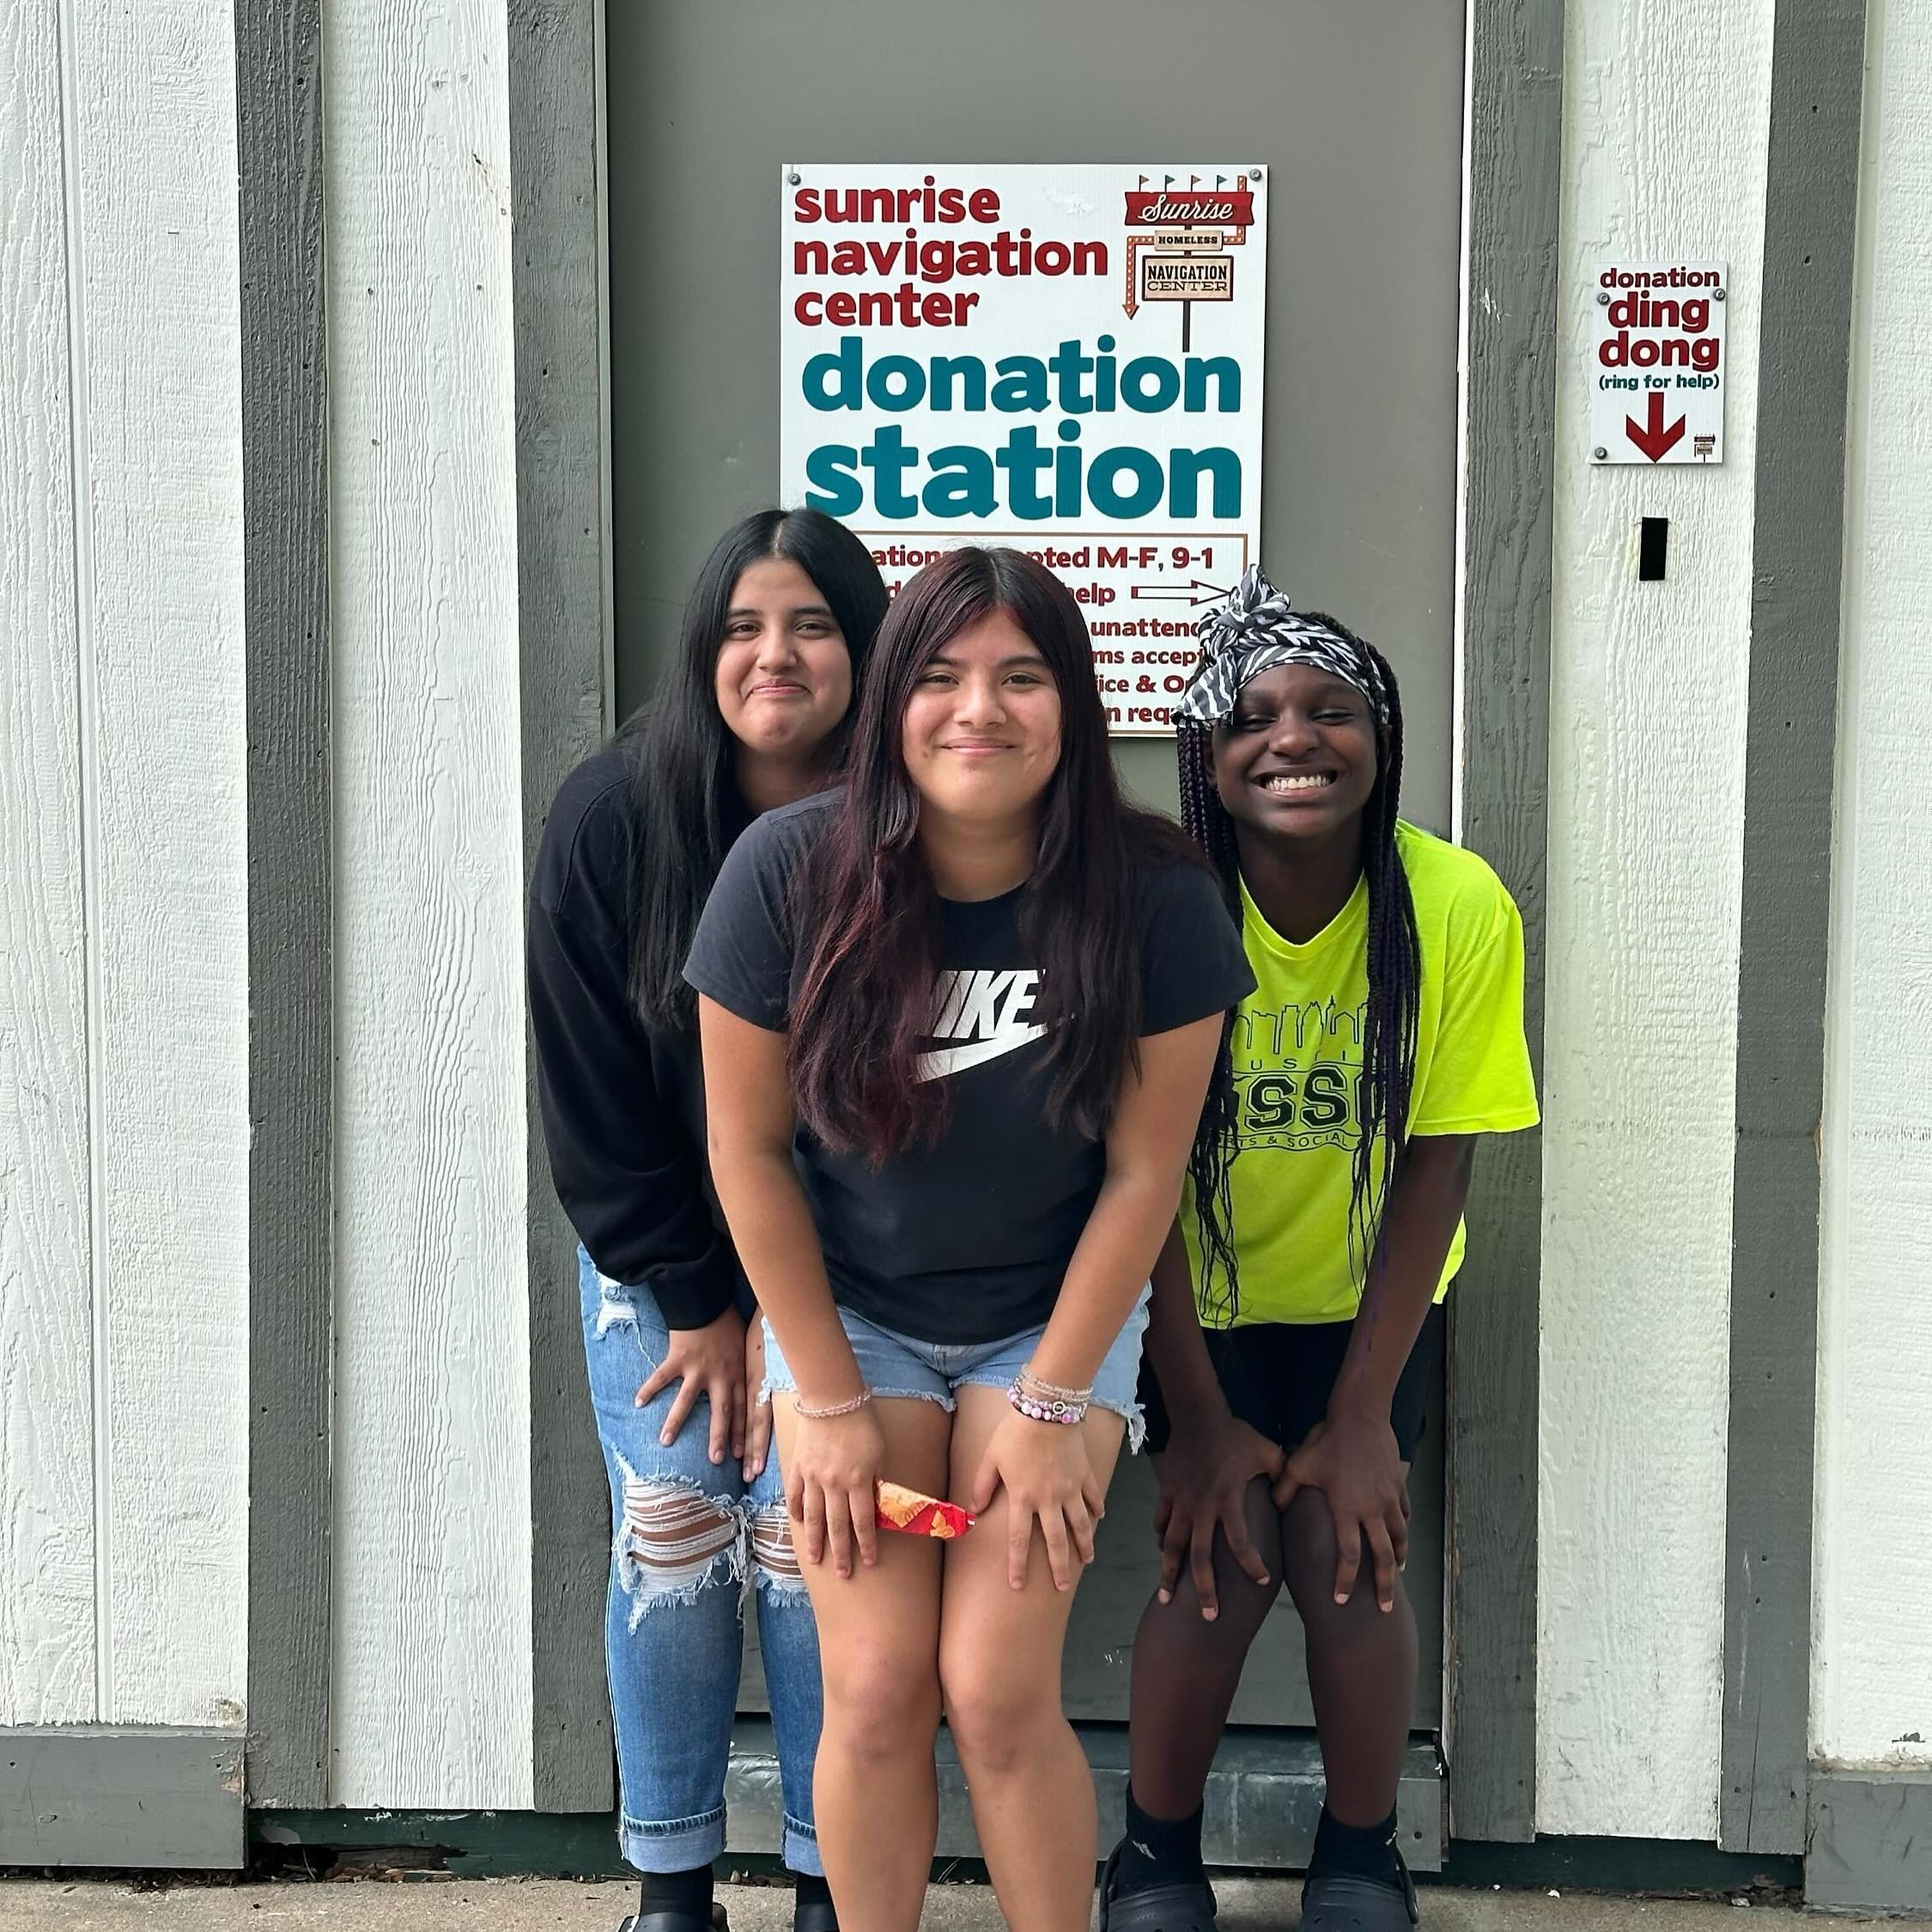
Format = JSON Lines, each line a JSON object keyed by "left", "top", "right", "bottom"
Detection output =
{"left": 683, "top": 791, "right": 1255, "bottom": 1344}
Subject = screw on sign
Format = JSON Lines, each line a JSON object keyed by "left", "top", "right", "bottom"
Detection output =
{"left": 1589, "top": 259, "right": 1727, "bottom": 465}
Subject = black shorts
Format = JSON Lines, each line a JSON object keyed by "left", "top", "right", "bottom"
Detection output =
{"left": 1140, "top": 1302, "right": 1443, "bottom": 1461}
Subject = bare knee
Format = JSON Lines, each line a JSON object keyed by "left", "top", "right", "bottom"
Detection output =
{"left": 939, "top": 1645, "right": 1061, "bottom": 1773}
{"left": 1280, "top": 1486, "right": 1346, "bottom": 1617}
{"left": 823, "top": 1637, "right": 942, "bottom": 1767}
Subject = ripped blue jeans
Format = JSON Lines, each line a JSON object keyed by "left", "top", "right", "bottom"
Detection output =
{"left": 580, "top": 1249, "right": 823, "bottom": 1874}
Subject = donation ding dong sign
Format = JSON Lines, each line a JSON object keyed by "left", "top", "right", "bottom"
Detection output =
{"left": 780, "top": 165, "right": 1269, "bottom": 735}
{"left": 1590, "top": 259, "right": 1727, "bottom": 465}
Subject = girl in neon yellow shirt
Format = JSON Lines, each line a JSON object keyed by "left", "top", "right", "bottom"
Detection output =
{"left": 1100, "top": 571, "right": 1539, "bottom": 1932}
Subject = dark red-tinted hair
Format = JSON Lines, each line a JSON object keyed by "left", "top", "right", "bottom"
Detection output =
{"left": 787, "top": 547, "right": 1193, "bottom": 1163}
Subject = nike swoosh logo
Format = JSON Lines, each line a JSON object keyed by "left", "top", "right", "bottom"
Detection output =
{"left": 916, "top": 1023, "right": 1048, "bottom": 1081}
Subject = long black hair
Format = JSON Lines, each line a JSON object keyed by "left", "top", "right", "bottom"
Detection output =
{"left": 1177, "top": 616, "right": 1422, "bottom": 1318}
{"left": 624, "top": 508, "right": 888, "bottom": 1031}
{"left": 788, "top": 546, "right": 1200, "bottom": 1163}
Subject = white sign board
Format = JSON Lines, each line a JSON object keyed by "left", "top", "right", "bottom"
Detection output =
{"left": 780, "top": 165, "right": 1269, "bottom": 735}
{"left": 1589, "top": 259, "right": 1727, "bottom": 464}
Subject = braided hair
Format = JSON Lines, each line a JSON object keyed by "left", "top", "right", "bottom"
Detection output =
{"left": 1176, "top": 580, "right": 1423, "bottom": 1318}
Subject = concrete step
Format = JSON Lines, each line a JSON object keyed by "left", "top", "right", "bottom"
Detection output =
{"left": 724, "top": 1722, "right": 1445, "bottom": 1871}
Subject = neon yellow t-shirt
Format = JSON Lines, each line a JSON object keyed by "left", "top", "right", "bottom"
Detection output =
{"left": 1184, "top": 821, "right": 1540, "bottom": 1327}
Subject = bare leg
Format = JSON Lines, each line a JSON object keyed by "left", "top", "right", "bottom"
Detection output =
{"left": 1279, "top": 1479, "right": 1416, "bottom": 1826}
{"left": 772, "top": 1395, "right": 952, "bottom": 1932}
{"left": 938, "top": 1387, "right": 1126, "bottom": 1932}
{"left": 1124, "top": 1473, "right": 1285, "bottom": 1819}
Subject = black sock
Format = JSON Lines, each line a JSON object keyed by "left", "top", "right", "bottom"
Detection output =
{"left": 1115, "top": 1787, "right": 1206, "bottom": 1895}
{"left": 1309, "top": 1806, "right": 1401, "bottom": 1886}
{"left": 793, "top": 1871, "right": 834, "bottom": 1913}
{"left": 636, "top": 1864, "right": 713, "bottom": 1921}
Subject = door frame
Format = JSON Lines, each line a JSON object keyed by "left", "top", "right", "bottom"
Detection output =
{"left": 500, "top": 0, "right": 1568, "bottom": 1838}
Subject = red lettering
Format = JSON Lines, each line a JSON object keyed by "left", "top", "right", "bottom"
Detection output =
{"left": 969, "top": 189, "right": 1000, "bottom": 223}
{"left": 793, "top": 189, "right": 822, "bottom": 223}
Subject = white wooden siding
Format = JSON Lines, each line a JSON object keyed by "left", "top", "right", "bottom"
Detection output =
{"left": 1814, "top": 0, "right": 1932, "bottom": 1773}
{"left": 1535, "top": 0, "right": 1775, "bottom": 1837}
{"left": 0, "top": 0, "right": 95, "bottom": 1728}
{"left": 72, "top": 0, "right": 251, "bottom": 1731}
{"left": 323, "top": 0, "right": 534, "bottom": 1807}
{"left": 0, "top": 1, "right": 248, "bottom": 1730}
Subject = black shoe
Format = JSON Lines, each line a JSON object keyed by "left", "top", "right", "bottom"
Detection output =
{"left": 1300, "top": 1848, "right": 1419, "bottom": 1932}
{"left": 792, "top": 1897, "right": 838, "bottom": 1932}
{"left": 621, "top": 1905, "right": 730, "bottom": 1932}
{"left": 1097, "top": 1840, "right": 1218, "bottom": 1932}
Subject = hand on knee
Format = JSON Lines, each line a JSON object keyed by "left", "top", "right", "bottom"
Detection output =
{"left": 1281, "top": 1485, "right": 1362, "bottom": 1620}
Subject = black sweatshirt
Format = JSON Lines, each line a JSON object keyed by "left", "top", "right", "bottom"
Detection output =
{"left": 527, "top": 742, "right": 750, "bottom": 1330}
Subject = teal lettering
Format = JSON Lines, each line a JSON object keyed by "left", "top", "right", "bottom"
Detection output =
{"left": 860, "top": 427, "right": 918, "bottom": 518}
{"left": 1087, "top": 446, "right": 1164, "bottom": 518}
{"left": 993, "top": 427, "right": 1054, "bottom": 519}
{"left": 1121, "top": 356, "right": 1181, "bottom": 413}
{"left": 1184, "top": 356, "right": 1240, "bottom": 412}
{"left": 992, "top": 355, "right": 1048, "bottom": 412}
{"left": 803, "top": 443, "right": 862, "bottom": 515}
{"left": 921, "top": 446, "right": 996, "bottom": 516}
{"left": 868, "top": 353, "right": 926, "bottom": 412}
{"left": 1169, "top": 447, "right": 1240, "bottom": 518}
{"left": 929, "top": 355, "right": 987, "bottom": 411}
{"left": 805, "top": 336, "right": 864, "bottom": 411}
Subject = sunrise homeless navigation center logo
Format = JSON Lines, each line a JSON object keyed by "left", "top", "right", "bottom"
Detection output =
{"left": 917, "top": 969, "right": 1048, "bottom": 1082}
{"left": 1122, "top": 174, "right": 1255, "bottom": 351}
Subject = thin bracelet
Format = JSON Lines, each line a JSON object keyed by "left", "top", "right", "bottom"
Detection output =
{"left": 794, "top": 1388, "right": 872, "bottom": 1420}
{"left": 1017, "top": 1368, "right": 1093, "bottom": 1405}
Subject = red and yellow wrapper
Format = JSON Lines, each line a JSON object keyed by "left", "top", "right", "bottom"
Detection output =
{"left": 875, "top": 1479, "right": 974, "bottom": 1540}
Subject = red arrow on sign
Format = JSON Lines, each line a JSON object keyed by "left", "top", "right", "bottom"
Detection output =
{"left": 1625, "top": 391, "right": 1687, "bottom": 463}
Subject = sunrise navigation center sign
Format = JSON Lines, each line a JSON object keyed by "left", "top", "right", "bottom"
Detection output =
{"left": 1589, "top": 258, "right": 1727, "bottom": 465}
{"left": 780, "top": 164, "right": 1269, "bottom": 735}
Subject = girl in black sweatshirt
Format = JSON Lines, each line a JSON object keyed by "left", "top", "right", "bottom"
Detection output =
{"left": 528, "top": 509, "right": 886, "bottom": 1932}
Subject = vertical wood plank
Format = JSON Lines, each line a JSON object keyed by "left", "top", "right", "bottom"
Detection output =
{"left": 1719, "top": 0, "right": 1868, "bottom": 1857}
{"left": 1448, "top": 0, "right": 1562, "bottom": 1844}
{"left": 325, "top": 0, "right": 534, "bottom": 1807}
{"left": 1536, "top": 0, "right": 1776, "bottom": 1840}
{"left": 72, "top": 0, "right": 252, "bottom": 1727}
{"left": 1813, "top": 0, "right": 1932, "bottom": 1790}
{"left": 236, "top": 0, "right": 334, "bottom": 1805}
{"left": 507, "top": 0, "right": 613, "bottom": 1812}
{"left": 0, "top": 0, "right": 95, "bottom": 1728}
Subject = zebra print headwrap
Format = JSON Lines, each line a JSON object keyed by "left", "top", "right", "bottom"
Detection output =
{"left": 1174, "top": 567, "right": 1390, "bottom": 727}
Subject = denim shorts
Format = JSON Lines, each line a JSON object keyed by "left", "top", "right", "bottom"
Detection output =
{"left": 761, "top": 1285, "right": 1151, "bottom": 1453}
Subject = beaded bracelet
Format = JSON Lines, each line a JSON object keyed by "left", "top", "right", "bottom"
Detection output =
{"left": 794, "top": 1388, "right": 873, "bottom": 1420}
{"left": 1008, "top": 1369, "right": 1092, "bottom": 1427}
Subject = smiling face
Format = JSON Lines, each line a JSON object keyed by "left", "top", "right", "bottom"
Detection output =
{"left": 1210, "top": 661, "right": 1379, "bottom": 844}
{"left": 900, "top": 611, "right": 1063, "bottom": 825}
{"left": 712, "top": 556, "right": 854, "bottom": 761}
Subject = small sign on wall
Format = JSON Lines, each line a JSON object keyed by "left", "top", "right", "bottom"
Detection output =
{"left": 1589, "top": 259, "right": 1726, "bottom": 465}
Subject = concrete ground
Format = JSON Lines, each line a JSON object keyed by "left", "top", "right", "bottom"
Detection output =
{"left": 0, "top": 1881, "right": 1868, "bottom": 1932}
